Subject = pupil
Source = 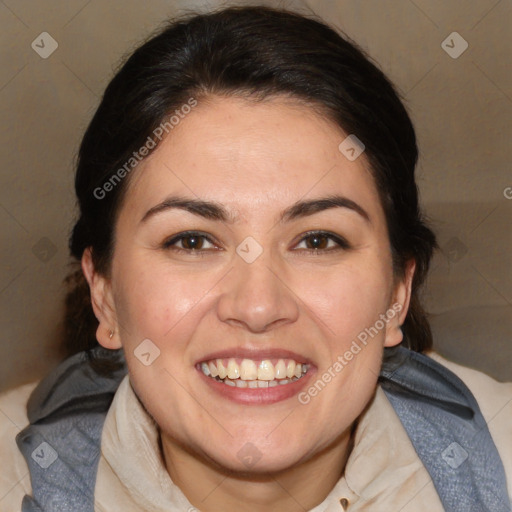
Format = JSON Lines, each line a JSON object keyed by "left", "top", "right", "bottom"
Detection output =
{"left": 308, "top": 234, "right": 327, "bottom": 249}
{"left": 184, "top": 236, "right": 202, "bottom": 249}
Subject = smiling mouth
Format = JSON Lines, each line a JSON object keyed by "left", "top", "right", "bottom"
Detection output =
{"left": 199, "top": 358, "right": 310, "bottom": 388}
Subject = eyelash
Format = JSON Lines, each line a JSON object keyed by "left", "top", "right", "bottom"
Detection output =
{"left": 162, "top": 230, "right": 351, "bottom": 255}
{"left": 162, "top": 231, "right": 219, "bottom": 256}
{"left": 293, "top": 230, "right": 351, "bottom": 253}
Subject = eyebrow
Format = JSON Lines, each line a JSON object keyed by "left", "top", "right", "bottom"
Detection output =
{"left": 140, "top": 194, "right": 371, "bottom": 224}
{"left": 141, "top": 196, "right": 232, "bottom": 223}
{"left": 281, "top": 195, "right": 371, "bottom": 224}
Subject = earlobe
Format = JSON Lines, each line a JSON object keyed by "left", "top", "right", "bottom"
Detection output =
{"left": 384, "top": 259, "right": 416, "bottom": 348}
{"left": 81, "top": 248, "right": 122, "bottom": 349}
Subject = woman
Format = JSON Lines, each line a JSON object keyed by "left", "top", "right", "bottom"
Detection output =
{"left": 0, "top": 6, "right": 510, "bottom": 512}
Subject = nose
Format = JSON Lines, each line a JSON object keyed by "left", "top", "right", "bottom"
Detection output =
{"left": 216, "top": 252, "right": 300, "bottom": 333}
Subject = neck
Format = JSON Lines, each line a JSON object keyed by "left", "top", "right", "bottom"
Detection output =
{"left": 160, "top": 427, "right": 354, "bottom": 512}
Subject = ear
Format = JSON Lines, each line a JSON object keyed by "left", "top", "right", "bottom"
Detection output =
{"left": 81, "top": 248, "right": 122, "bottom": 349}
{"left": 384, "top": 259, "right": 416, "bottom": 348}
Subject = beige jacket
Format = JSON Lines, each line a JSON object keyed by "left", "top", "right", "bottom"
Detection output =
{"left": 1, "top": 353, "right": 511, "bottom": 511}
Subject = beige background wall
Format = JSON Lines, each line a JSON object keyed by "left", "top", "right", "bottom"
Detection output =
{"left": 0, "top": 0, "right": 510, "bottom": 392}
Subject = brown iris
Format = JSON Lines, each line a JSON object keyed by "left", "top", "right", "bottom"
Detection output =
{"left": 304, "top": 233, "right": 329, "bottom": 249}
{"left": 181, "top": 235, "right": 205, "bottom": 250}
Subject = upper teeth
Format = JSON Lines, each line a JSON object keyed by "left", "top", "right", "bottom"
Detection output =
{"left": 201, "top": 358, "right": 308, "bottom": 382}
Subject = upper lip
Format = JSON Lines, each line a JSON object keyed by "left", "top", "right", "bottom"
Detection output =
{"left": 196, "top": 347, "right": 314, "bottom": 366}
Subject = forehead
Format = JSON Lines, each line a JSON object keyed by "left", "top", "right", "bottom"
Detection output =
{"left": 122, "top": 95, "right": 383, "bottom": 224}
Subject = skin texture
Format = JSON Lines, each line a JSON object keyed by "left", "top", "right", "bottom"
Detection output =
{"left": 82, "top": 95, "right": 415, "bottom": 512}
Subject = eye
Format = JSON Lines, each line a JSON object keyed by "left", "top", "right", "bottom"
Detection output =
{"left": 293, "top": 231, "right": 350, "bottom": 252}
{"left": 163, "top": 231, "right": 219, "bottom": 252}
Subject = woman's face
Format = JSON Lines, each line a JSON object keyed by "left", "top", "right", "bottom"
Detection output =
{"left": 88, "top": 96, "right": 412, "bottom": 473}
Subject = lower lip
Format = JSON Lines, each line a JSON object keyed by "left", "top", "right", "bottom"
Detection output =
{"left": 197, "top": 368, "right": 315, "bottom": 405}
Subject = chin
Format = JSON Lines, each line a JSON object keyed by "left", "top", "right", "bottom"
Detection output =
{"left": 203, "top": 438, "right": 311, "bottom": 476}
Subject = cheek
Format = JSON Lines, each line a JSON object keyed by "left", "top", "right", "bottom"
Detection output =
{"left": 110, "top": 260, "right": 216, "bottom": 436}
{"left": 296, "top": 258, "right": 392, "bottom": 345}
{"left": 112, "top": 257, "right": 221, "bottom": 344}
{"left": 292, "top": 256, "right": 391, "bottom": 411}
{"left": 110, "top": 256, "right": 224, "bottom": 407}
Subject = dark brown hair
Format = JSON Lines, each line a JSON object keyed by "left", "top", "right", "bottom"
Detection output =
{"left": 64, "top": 5, "right": 437, "bottom": 368}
